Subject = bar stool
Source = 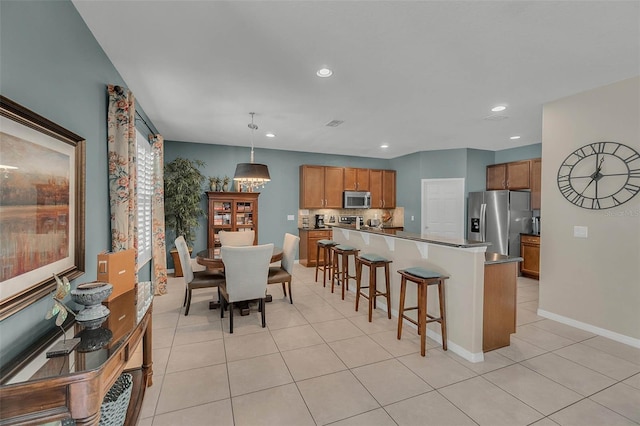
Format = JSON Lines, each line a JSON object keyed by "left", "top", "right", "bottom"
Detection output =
{"left": 397, "top": 267, "right": 449, "bottom": 356}
{"left": 315, "top": 239, "right": 337, "bottom": 286}
{"left": 355, "top": 253, "right": 392, "bottom": 322}
{"left": 331, "top": 245, "right": 359, "bottom": 300}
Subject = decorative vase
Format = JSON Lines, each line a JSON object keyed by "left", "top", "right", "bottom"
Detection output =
{"left": 71, "top": 282, "right": 113, "bottom": 329}
{"left": 222, "top": 183, "right": 228, "bottom": 192}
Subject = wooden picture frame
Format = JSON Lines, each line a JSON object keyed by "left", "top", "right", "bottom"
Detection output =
{"left": 0, "top": 95, "right": 85, "bottom": 320}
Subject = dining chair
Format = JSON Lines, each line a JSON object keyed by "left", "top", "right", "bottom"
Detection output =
{"left": 218, "top": 230, "right": 255, "bottom": 246}
{"left": 219, "top": 243, "right": 274, "bottom": 333}
{"left": 268, "top": 233, "right": 300, "bottom": 304}
{"left": 175, "top": 236, "right": 226, "bottom": 316}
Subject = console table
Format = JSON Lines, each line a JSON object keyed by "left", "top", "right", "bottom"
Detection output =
{"left": 0, "top": 290, "right": 153, "bottom": 425}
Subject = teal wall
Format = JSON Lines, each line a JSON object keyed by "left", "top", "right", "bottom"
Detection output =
{"left": 495, "top": 143, "right": 542, "bottom": 163}
{"left": 164, "top": 141, "right": 389, "bottom": 266}
{"left": 0, "top": 1, "right": 156, "bottom": 365}
{"left": 390, "top": 145, "right": 538, "bottom": 233}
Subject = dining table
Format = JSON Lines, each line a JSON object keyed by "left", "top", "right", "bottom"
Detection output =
{"left": 196, "top": 246, "right": 283, "bottom": 314}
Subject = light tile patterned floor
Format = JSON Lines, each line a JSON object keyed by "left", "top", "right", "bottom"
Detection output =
{"left": 138, "top": 265, "right": 640, "bottom": 426}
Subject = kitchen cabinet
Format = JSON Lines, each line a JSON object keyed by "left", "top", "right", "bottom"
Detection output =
{"left": 370, "top": 169, "right": 396, "bottom": 208}
{"left": 486, "top": 160, "right": 531, "bottom": 190}
{"left": 483, "top": 261, "right": 517, "bottom": 351}
{"left": 344, "top": 167, "right": 370, "bottom": 191}
{"left": 299, "top": 165, "right": 344, "bottom": 208}
{"left": 299, "top": 228, "right": 332, "bottom": 267}
{"left": 520, "top": 234, "right": 540, "bottom": 279}
{"left": 207, "top": 192, "right": 259, "bottom": 250}
{"left": 530, "top": 158, "right": 542, "bottom": 210}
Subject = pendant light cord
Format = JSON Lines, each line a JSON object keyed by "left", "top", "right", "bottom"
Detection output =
{"left": 248, "top": 112, "right": 257, "bottom": 163}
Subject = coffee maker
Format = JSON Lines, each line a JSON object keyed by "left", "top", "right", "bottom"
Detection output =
{"left": 315, "top": 214, "right": 325, "bottom": 228}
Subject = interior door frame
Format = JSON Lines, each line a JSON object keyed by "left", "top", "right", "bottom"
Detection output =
{"left": 421, "top": 178, "right": 465, "bottom": 239}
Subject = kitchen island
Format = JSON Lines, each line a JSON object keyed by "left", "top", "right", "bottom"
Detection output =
{"left": 330, "top": 224, "right": 521, "bottom": 362}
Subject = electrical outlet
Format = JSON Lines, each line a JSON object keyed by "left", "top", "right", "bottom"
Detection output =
{"left": 411, "top": 215, "right": 415, "bottom": 221}
{"left": 573, "top": 226, "right": 588, "bottom": 238}
{"left": 287, "top": 215, "right": 295, "bottom": 221}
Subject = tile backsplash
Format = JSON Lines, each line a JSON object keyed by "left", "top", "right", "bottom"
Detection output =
{"left": 298, "top": 207, "right": 404, "bottom": 228}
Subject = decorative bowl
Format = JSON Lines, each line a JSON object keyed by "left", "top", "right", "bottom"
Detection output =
{"left": 70, "top": 282, "right": 112, "bottom": 307}
{"left": 71, "top": 282, "right": 112, "bottom": 329}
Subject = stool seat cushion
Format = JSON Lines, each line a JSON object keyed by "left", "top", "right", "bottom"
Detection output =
{"left": 403, "top": 267, "right": 443, "bottom": 279}
{"left": 360, "top": 253, "right": 389, "bottom": 263}
{"left": 318, "top": 239, "right": 336, "bottom": 246}
{"left": 335, "top": 244, "right": 357, "bottom": 251}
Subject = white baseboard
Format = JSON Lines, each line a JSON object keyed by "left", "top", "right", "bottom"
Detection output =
{"left": 537, "top": 309, "right": 640, "bottom": 349}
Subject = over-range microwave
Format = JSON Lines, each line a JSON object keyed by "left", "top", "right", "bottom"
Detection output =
{"left": 343, "top": 191, "right": 371, "bottom": 209}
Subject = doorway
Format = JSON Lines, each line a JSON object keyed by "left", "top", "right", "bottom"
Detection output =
{"left": 421, "top": 178, "right": 465, "bottom": 239}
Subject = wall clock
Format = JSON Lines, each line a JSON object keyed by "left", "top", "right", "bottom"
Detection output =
{"left": 557, "top": 142, "right": 640, "bottom": 209}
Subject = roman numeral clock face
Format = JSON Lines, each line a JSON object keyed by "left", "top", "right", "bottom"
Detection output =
{"left": 557, "top": 142, "right": 640, "bottom": 210}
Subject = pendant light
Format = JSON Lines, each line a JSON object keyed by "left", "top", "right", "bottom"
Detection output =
{"left": 233, "top": 112, "right": 271, "bottom": 191}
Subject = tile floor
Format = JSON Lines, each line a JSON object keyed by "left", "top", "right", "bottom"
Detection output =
{"left": 138, "top": 264, "right": 640, "bottom": 426}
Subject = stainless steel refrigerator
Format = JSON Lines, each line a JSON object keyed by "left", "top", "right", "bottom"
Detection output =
{"left": 467, "top": 190, "right": 532, "bottom": 257}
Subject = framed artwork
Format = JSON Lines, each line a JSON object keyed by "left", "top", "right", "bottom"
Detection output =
{"left": 0, "top": 96, "right": 85, "bottom": 320}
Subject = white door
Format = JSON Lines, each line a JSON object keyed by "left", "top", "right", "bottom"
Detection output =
{"left": 421, "top": 178, "right": 465, "bottom": 239}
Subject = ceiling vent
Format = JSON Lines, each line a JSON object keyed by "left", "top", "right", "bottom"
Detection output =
{"left": 325, "top": 120, "right": 344, "bottom": 127}
{"left": 483, "top": 114, "right": 509, "bottom": 121}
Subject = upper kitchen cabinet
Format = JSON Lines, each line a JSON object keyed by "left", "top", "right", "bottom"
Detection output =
{"left": 486, "top": 160, "right": 532, "bottom": 190}
{"left": 530, "top": 158, "right": 542, "bottom": 210}
{"left": 344, "top": 168, "right": 370, "bottom": 191}
{"left": 370, "top": 169, "right": 396, "bottom": 208}
{"left": 299, "top": 165, "right": 344, "bottom": 208}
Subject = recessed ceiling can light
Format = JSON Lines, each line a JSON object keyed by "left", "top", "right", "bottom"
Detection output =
{"left": 265, "top": 133, "right": 275, "bottom": 138}
{"left": 510, "top": 136, "right": 521, "bottom": 140}
{"left": 491, "top": 105, "right": 507, "bottom": 112}
{"left": 380, "top": 144, "right": 389, "bottom": 149}
{"left": 316, "top": 68, "right": 333, "bottom": 78}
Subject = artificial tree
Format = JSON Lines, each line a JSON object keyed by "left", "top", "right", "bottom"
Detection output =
{"left": 164, "top": 157, "right": 206, "bottom": 274}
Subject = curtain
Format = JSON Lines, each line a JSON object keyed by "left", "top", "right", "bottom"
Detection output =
{"left": 151, "top": 135, "right": 168, "bottom": 295}
{"left": 107, "top": 85, "right": 139, "bottom": 279}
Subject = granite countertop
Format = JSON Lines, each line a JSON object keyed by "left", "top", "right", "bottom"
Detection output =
{"left": 484, "top": 252, "right": 523, "bottom": 265}
{"left": 330, "top": 223, "right": 490, "bottom": 249}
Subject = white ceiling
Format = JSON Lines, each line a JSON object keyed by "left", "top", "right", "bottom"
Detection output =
{"left": 72, "top": 1, "right": 639, "bottom": 159}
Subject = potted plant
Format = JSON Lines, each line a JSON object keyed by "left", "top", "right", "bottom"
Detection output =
{"left": 222, "top": 175, "right": 231, "bottom": 191}
{"left": 164, "top": 157, "right": 206, "bottom": 276}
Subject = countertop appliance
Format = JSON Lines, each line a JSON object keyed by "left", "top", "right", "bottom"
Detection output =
{"left": 532, "top": 216, "right": 540, "bottom": 235}
{"left": 339, "top": 215, "right": 364, "bottom": 226}
{"left": 367, "top": 218, "right": 381, "bottom": 227}
{"left": 467, "top": 190, "right": 532, "bottom": 257}
{"left": 315, "top": 214, "right": 325, "bottom": 228}
{"left": 343, "top": 191, "right": 371, "bottom": 209}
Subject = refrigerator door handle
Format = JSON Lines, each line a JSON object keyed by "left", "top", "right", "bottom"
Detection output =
{"left": 480, "top": 203, "right": 487, "bottom": 242}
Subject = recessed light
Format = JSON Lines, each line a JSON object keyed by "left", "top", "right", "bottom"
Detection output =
{"left": 265, "top": 133, "right": 275, "bottom": 138}
{"left": 491, "top": 105, "right": 507, "bottom": 112}
{"left": 316, "top": 68, "right": 333, "bottom": 78}
{"left": 510, "top": 136, "right": 521, "bottom": 140}
{"left": 380, "top": 144, "right": 389, "bottom": 149}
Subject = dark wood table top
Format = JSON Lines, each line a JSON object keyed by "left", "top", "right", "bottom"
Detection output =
{"left": 196, "top": 246, "right": 283, "bottom": 269}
